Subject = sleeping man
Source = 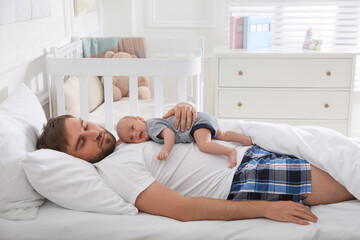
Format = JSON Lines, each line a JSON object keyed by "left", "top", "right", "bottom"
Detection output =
{"left": 37, "top": 103, "right": 355, "bottom": 225}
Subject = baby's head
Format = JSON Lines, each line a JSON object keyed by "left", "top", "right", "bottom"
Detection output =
{"left": 116, "top": 116, "right": 150, "bottom": 143}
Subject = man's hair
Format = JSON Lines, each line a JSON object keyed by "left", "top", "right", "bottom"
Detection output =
{"left": 37, "top": 115, "right": 74, "bottom": 151}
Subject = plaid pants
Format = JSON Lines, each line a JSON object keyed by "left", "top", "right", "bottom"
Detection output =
{"left": 227, "top": 145, "right": 311, "bottom": 203}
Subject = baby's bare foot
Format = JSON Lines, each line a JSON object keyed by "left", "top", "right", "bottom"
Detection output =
{"left": 227, "top": 148, "right": 237, "bottom": 168}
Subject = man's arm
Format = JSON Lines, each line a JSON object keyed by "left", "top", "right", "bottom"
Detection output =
{"left": 157, "top": 128, "right": 175, "bottom": 160}
{"left": 163, "top": 102, "right": 198, "bottom": 131}
{"left": 135, "top": 182, "right": 318, "bottom": 225}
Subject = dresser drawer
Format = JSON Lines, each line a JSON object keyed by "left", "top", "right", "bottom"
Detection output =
{"left": 218, "top": 89, "right": 349, "bottom": 119}
{"left": 218, "top": 58, "right": 352, "bottom": 88}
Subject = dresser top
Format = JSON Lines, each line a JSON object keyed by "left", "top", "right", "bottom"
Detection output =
{"left": 214, "top": 46, "right": 360, "bottom": 58}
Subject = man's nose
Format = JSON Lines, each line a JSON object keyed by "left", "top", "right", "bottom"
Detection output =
{"left": 84, "top": 130, "right": 99, "bottom": 140}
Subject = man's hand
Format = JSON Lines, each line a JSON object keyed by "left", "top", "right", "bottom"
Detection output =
{"left": 162, "top": 103, "right": 197, "bottom": 131}
{"left": 264, "top": 201, "right": 318, "bottom": 225}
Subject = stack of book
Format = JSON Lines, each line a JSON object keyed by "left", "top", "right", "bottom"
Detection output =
{"left": 230, "top": 16, "right": 272, "bottom": 49}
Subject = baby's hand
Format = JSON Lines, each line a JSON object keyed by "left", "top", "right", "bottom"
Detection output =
{"left": 157, "top": 150, "right": 169, "bottom": 161}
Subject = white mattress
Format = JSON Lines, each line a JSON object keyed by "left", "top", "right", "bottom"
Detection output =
{"left": 89, "top": 97, "right": 181, "bottom": 129}
{"left": 0, "top": 200, "right": 359, "bottom": 240}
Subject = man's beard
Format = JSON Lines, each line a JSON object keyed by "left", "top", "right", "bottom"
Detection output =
{"left": 88, "top": 130, "right": 116, "bottom": 163}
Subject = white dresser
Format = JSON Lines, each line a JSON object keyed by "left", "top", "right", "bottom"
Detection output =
{"left": 214, "top": 47, "right": 359, "bottom": 136}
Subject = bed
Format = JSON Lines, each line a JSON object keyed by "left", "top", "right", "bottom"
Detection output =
{"left": 1, "top": 38, "right": 360, "bottom": 240}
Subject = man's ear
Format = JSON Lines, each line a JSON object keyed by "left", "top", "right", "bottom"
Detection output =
{"left": 116, "top": 139, "right": 123, "bottom": 146}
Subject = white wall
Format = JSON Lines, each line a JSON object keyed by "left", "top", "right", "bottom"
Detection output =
{"left": 0, "top": 0, "right": 102, "bottom": 118}
{"left": 0, "top": 1, "right": 69, "bottom": 101}
{"left": 102, "top": 0, "right": 134, "bottom": 36}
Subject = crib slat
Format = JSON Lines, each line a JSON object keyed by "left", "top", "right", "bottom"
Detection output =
{"left": 48, "top": 75, "right": 53, "bottom": 118}
{"left": 103, "top": 76, "right": 114, "bottom": 132}
{"left": 129, "top": 76, "right": 138, "bottom": 116}
{"left": 79, "top": 76, "right": 89, "bottom": 121}
{"left": 195, "top": 74, "right": 202, "bottom": 111}
{"left": 55, "top": 76, "right": 65, "bottom": 116}
{"left": 178, "top": 76, "right": 187, "bottom": 103}
{"left": 154, "top": 77, "right": 163, "bottom": 117}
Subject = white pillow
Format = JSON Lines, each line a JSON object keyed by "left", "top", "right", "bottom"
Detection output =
{"left": 0, "top": 83, "right": 46, "bottom": 220}
{"left": 52, "top": 75, "right": 104, "bottom": 118}
{"left": 23, "top": 149, "right": 138, "bottom": 215}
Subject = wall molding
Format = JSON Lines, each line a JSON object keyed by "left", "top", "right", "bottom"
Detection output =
{"left": 148, "top": 0, "right": 215, "bottom": 28}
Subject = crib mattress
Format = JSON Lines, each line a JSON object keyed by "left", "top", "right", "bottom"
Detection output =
{"left": 0, "top": 200, "right": 359, "bottom": 240}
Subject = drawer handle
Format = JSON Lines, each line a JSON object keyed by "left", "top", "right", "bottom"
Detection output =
{"left": 238, "top": 71, "right": 243, "bottom": 76}
{"left": 326, "top": 71, "right": 331, "bottom": 76}
{"left": 238, "top": 102, "right": 242, "bottom": 107}
{"left": 324, "top": 103, "right": 329, "bottom": 108}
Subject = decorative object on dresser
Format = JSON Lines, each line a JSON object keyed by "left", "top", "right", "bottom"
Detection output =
{"left": 303, "top": 28, "right": 324, "bottom": 51}
{"left": 243, "top": 16, "right": 272, "bottom": 49}
{"left": 214, "top": 47, "right": 360, "bottom": 136}
{"left": 229, "top": 16, "right": 243, "bottom": 49}
{"left": 303, "top": 28, "right": 314, "bottom": 49}
{"left": 309, "top": 39, "right": 324, "bottom": 51}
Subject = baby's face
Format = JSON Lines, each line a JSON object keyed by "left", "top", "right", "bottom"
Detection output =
{"left": 117, "top": 117, "right": 150, "bottom": 143}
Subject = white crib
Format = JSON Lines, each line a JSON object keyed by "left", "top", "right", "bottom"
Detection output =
{"left": 46, "top": 37, "right": 203, "bottom": 132}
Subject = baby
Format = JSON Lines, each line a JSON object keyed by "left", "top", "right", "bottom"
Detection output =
{"left": 116, "top": 112, "right": 252, "bottom": 168}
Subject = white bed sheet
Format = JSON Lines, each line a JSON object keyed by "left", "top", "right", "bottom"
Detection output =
{"left": 0, "top": 200, "right": 359, "bottom": 240}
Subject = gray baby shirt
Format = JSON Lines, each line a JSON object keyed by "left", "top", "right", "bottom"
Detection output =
{"left": 146, "top": 112, "right": 219, "bottom": 144}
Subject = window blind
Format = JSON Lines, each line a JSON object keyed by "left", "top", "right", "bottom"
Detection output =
{"left": 225, "top": 0, "right": 360, "bottom": 88}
